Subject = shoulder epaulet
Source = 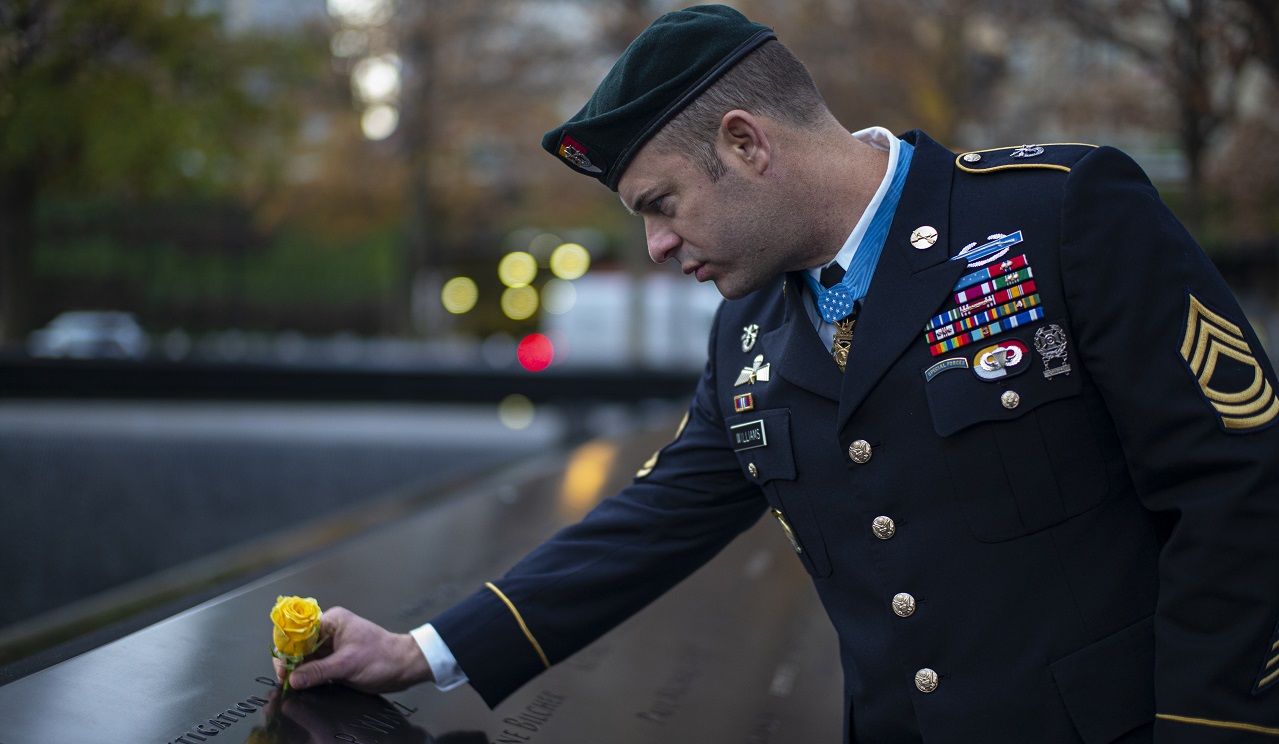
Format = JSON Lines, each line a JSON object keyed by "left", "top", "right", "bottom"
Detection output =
{"left": 955, "top": 143, "right": 1099, "bottom": 174}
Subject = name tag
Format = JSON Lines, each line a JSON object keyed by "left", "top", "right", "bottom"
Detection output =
{"left": 731, "top": 419, "right": 767, "bottom": 451}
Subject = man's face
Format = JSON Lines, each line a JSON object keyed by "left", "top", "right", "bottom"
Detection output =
{"left": 617, "top": 143, "right": 793, "bottom": 300}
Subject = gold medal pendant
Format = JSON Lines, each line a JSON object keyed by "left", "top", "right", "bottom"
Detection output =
{"left": 831, "top": 314, "right": 857, "bottom": 373}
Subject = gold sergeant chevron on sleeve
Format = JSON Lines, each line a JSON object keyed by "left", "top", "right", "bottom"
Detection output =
{"left": 1257, "top": 635, "right": 1279, "bottom": 693}
{"left": 1179, "top": 294, "right": 1279, "bottom": 431}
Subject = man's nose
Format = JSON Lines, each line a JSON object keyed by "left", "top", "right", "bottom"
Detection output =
{"left": 646, "top": 222, "right": 679, "bottom": 264}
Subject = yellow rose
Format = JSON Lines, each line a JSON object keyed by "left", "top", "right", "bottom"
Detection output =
{"left": 270, "top": 595, "right": 322, "bottom": 659}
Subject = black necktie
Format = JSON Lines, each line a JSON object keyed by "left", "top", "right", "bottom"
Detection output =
{"left": 820, "top": 262, "right": 845, "bottom": 289}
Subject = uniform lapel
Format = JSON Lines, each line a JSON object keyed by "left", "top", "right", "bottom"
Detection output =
{"left": 760, "top": 273, "right": 843, "bottom": 402}
{"left": 837, "top": 132, "right": 967, "bottom": 429}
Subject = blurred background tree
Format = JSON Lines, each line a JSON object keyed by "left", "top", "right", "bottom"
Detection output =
{"left": 0, "top": 0, "right": 321, "bottom": 340}
{"left": 1, "top": 0, "right": 1275, "bottom": 355}
{"left": 1048, "top": 0, "right": 1266, "bottom": 235}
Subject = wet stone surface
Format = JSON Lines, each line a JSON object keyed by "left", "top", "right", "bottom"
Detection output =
{"left": 0, "top": 427, "right": 841, "bottom": 743}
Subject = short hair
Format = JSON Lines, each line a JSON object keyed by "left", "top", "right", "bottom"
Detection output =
{"left": 648, "top": 40, "right": 830, "bottom": 181}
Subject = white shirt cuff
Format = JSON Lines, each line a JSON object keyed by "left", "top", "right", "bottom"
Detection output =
{"left": 409, "top": 623, "right": 469, "bottom": 691}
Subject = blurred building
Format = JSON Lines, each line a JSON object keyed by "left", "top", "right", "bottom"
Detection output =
{"left": 540, "top": 272, "right": 723, "bottom": 371}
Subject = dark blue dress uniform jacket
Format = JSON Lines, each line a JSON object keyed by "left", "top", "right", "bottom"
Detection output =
{"left": 432, "top": 131, "right": 1279, "bottom": 742}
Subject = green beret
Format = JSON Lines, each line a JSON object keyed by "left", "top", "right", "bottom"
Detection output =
{"left": 542, "top": 4, "right": 775, "bottom": 191}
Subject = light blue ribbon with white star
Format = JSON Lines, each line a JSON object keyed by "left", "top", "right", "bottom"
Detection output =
{"left": 804, "top": 140, "right": 914, "bottom": 323}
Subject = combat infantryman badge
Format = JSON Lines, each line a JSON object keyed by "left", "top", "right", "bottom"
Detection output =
{"left": 735, "top": 355, "right": 771, "bottom": 386}
{"left": 1179, "top": 293, "right": 1279, "bottom": 431}
{"left": 741, "top": 324, "right": 759, "bottom": 352}
{"left": 1033, "top": 324, "right": 1072, "bottom": 379}
{"left": 951, "top": 231, "right": 1024, "bottom": 268}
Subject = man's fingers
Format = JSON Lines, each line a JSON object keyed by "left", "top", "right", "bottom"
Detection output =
{"left": 321, "top": 606, "right": 352, "bottom": 636}
{"left": 288, "top": 653, "right": 342, "bottom": 690}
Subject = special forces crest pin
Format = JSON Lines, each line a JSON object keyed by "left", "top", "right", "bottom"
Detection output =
{"left": 741, "top": 324, "right": 759, "bottom": 352}
{"left": 1033, "top": 324, "right": 1072, "bottom": 379}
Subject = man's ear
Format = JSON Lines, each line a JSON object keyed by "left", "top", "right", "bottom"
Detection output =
{"left": 719, "top": 110, "right": 770, "bottom": 175}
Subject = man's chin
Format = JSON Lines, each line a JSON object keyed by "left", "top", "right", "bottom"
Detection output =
{"left": 709, "top": 277, "right": 740, "bottom": 300}
{"left": 711, "top": 274, "right": 768, "bottom": 301}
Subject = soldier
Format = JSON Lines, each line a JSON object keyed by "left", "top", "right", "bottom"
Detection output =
{"left": 278, "top": 6, "right": 1279, "bottom": 741}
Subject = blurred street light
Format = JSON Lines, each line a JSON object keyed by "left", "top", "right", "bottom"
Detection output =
{"left": 501, "top": 286, "right": 539, "bottom": 321}
{"left": 361, "top": 104, "right": 399, "bottom": 140}
{"left": 326, "top": 0, "right": 393, "bottom": 26}
{"left": 498, "top": 251, "right": 538, "bottom": 288}
{"left": 541, "top": 279, "right": 577, "bottom": 315}
{"left": 517, "top": 333, "right": 555, "bottom": 372}
{"left": 497, "top": 394, "right": 536, "bottom": 430}
{"left": 441, "top": 276, "right": 479, "bottom": 314}
{"left": 352, "top": 54, "right": 401, "bottom": 103}
{"left": 550, "top": 242, "right": 590, "bottom": 280}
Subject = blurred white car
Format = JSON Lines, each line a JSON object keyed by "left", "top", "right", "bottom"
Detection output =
{"left": 28, "top": 311, "right": 151, "bottom": 360}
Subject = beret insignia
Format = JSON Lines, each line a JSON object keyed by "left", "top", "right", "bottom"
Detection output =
{"left": 556, "top": 133, "right": 602, "bottom": 174}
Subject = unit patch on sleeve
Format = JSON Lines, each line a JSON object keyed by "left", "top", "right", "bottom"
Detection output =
{"left": 1179, "top": 293, "right": 1279, "bottom": 432}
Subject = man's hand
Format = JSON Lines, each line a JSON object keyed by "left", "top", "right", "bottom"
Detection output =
{"left": 272, "top": 606, "right": 434, "bottom": 694}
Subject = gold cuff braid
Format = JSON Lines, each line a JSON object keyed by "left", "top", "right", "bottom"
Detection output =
{"left": 485, "top": 582, "right": 551, "bottom": 669}
{"left": 1156, "top": 713, "right": 1279, "bottom": 736}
